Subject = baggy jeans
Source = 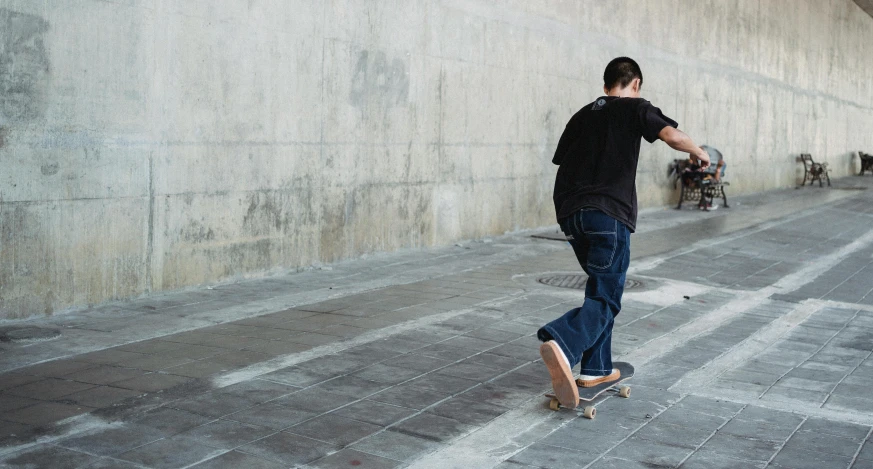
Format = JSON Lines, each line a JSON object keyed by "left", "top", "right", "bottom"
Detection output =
{"left": 537, "top": 209, "right": 631, "bottom": 375}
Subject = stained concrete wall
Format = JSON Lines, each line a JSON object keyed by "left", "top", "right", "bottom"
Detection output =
{"left": 2, "top": 0, "right": 873, "bottom": 319}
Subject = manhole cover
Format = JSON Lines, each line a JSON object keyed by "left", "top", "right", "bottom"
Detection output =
{"left": 0, "top": 327, "right": 61, "bottom": 343}
{"left": 537, "top": 274, "right": 645, "bottom": 291}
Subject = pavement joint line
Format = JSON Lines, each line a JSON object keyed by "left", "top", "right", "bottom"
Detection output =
{"left": 821, "top": 337, "right": 873, "bottom": 408}
{"left": 671, "top": 299, "right": 823, "bottom": 392}
{"left": 816, "top": 261, "right": 873, "bottom": 300}
{"left": 762, "top": 413, "right": 809, "bottom": 468}
{"left": 848, "top": 426, "right": 873, "bottom": 468}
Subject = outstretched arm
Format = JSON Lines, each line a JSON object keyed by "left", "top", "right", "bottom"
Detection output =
{"left": 658, "top": 127, "right": 710, "bottom": 169}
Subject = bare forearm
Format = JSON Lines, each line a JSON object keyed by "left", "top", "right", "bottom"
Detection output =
{"left": 658, "top": 127, "right": 710, "bottom": 167}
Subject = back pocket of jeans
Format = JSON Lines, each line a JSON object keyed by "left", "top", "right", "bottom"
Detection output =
{"left": 586, "top": 231, "right": 617, "bottom": 270}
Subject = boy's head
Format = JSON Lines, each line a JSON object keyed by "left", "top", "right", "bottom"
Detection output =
{"left": 603, "top": 57, "right": 643, "bottom": 97}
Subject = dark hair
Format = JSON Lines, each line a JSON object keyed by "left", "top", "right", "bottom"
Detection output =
{"left": 603, "top": 57, "right": 643, "bottom": 90}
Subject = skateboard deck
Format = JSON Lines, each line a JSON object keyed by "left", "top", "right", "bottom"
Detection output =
{"left": 545, "top": 361, "right": 634, "bottom": 419}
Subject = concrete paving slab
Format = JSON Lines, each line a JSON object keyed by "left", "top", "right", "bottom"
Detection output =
{"left": 603, "top": 436, "right": 695, "bottom": 467}
{"left": 698, "top": 432, "right": 782, "bottom": 462}
{"left": 391, "top": 413, "right": 476, "bottom": 443}
{"left": 351, "top": 430, "right": 443, "bottom": 462}
{"left": 679, "top": 449, "right": 767, "bottom": 469}
{"left": 237, "top": 431, "right": 340, "bottom": 466}
{"left": 769, "top": 446, "right": 854, "bottom": 469}
{"left": 179, "top": 419, "right": 275, "bottom": 449}
{"left": 0, "top": 445, "right": 98, "bottom": 468}
{"left": 131, "top": 407, "right": 214, "bottom": 436}
{"left": 3, "top": 401, "right": 95, "bottom": 426}
{"left": 56, "top": 424, "right": 167, "bottom": 457}
{"left": 116, "top": 437, "right": 222, "bottom": 468}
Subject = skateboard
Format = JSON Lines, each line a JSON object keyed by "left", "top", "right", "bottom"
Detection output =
{"left": 545, "top": 361, "right": 634, "bottom": 419}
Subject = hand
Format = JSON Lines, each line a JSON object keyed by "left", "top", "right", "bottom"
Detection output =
{"left": 692, "top": 150, "right": 711, "bottom": 170}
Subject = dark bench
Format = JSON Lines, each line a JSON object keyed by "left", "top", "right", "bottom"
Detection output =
{"left": 671, "top": 158, "right": 729, "bottom": 210}
{"left": 859, "top": 151, "right": 873, "bottom": 176}
{"left": 800, "top": 153, "right": 830, "bottom": 187}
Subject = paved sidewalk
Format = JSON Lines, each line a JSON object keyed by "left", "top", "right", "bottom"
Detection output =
{"left": 2, "top": 178, "right": 873, "bottom": 468}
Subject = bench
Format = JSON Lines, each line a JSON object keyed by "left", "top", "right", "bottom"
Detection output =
{"left": 859, "top": 151, "right": 873, "bottom": 176}
{"left": 800, "top": 153, "right": 831, "bottom": 187}
{"left": 670, "top": 158, "right": 730, "bottom": 210}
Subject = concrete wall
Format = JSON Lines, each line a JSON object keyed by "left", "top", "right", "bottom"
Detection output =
{"left": 2, "top": 0, "right": 873, "bottom": 319}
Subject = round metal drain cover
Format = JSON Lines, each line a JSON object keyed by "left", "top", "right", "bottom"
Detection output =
{"left": 538, "top": 274, "right": 588, "bottom": 289}
{"left": 537, "top": 274, "right": 645, "bottom": 291}
{"left": 0, "top": 327, "right": 61, "bottom": 343}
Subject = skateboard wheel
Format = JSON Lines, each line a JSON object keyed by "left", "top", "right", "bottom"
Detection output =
{"left": 619, "top": 385, "right": 631, "bottom": 398}
{"left": 549, "top": 398, "right": 561, "bottom": 411}
{"left": 583, "top": 406, "right": 596, "bottom": 419}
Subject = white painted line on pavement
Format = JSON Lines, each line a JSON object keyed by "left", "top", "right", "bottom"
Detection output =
{"left": 671, "top": 299, "right": 822, "bottom": 392}
{"left": 213, "top": 298, "right": 521, "bottom": 388}
{"left": 687, "top": 387, "right": 873, "bottom": 426}
{"left": 0, "top": 415, "right": 117, "bottom": 457}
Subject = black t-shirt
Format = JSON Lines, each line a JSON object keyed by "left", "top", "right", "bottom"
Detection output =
{"left": 552, "top": 96, "right": 678, "bottom": 232}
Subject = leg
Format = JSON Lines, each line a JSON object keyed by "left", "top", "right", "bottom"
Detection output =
{"left": 577, "top": 224, "right": 630, "bottom": 375}
{"left": 677, "top": 182, "right": 685, "bottom": 209}
{"left": 539, "top": 210, "right": 630, "bottom": 372}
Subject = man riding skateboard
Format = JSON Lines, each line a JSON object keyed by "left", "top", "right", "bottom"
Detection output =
{"left": 538, "top": 57, "right": 710, "bottom": 409}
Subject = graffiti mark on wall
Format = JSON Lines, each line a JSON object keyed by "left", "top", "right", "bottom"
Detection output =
{"left": 350, "top": 50, "right": 409, "bottom": 108}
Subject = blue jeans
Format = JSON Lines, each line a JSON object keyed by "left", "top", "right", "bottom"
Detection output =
{"left": 538, "top": 209, "right": 631, "bottom": 375}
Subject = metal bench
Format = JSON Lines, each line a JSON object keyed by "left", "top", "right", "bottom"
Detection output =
{"left": 800, "top": 153, "right": 831, "bottom": 187}
{"left": 859, "top": 151, "right": 873, "bottom": 176}
{"left": 671, "top": 158, "right": 729, "bottom": 210}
